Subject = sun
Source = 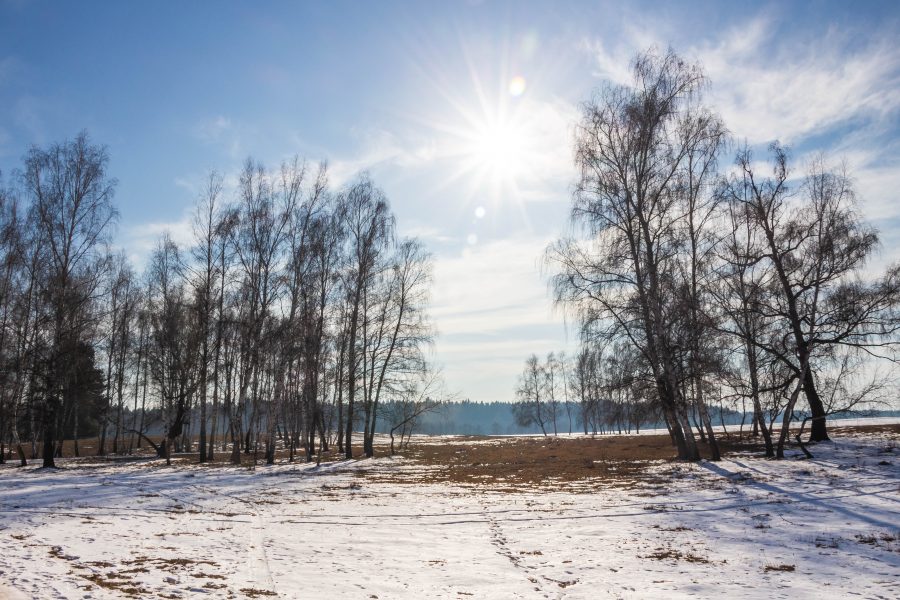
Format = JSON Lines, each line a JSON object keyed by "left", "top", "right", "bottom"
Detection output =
{"left": 434, "top": 76, "right": 538, "bottom": 204}
{"left": 468, "top": 118, "right": 527, "bottom": 185}
{"left": 400, "top": 32, "right": 560, "bottom": 223}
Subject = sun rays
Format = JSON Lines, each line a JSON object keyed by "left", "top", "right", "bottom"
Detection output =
{"left": 394, "top": 27, "right": 566, "bottom": 236}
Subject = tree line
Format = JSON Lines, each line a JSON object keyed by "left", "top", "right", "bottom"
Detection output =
{"left": 0, "top": 132, "right": 441, "bottom": 468}
{"left": 512, "top": 348, "right": 757, "bottom": 438}
{"left": 540, "top": 49, "right": 900, "bottom": 460}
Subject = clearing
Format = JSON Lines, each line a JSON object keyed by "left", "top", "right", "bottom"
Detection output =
{"left": 0, "top": 425, "right": 898, "bottom": 599}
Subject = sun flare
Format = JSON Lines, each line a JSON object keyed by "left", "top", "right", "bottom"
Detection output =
{"left": 405, "top": 37, "right": 563, "bottom": 215}
{"left": 469, "top": 119, "right": 527, "bottom": 183}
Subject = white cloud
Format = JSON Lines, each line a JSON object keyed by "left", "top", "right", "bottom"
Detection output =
{"left": 173, "top": 176, "right": 200, "bottom": 195}
{"left": 697, "top": 19, "right": 900, "bottom": 145}
{"left": 580, "top": 11, "right": 900, "bottom": 271}
{"left": 399, "top": 222, "right": 458, "bottom": 244}
{"left": 192, "top": 115, "right": 242, "bottom": 158}
{"left": 328, "top": 128, "right": 439, "bottom": 185}
{"left": 429, "top": 235, "right": 576, "bottom": 401}
{"left": 582, "top": 15, "right": 900, "bottom": 146}
{"left": 193, "top": 115, "right": 232, "bottom": 141}
{"left": 511, "top": 97, "right": 579, "bottom": 195}
{"left": 431, "top": 236, "right": 555, "bottom": 334}
{"left": 117, "top": 215, "right": 194, "bottom": 271}
{"left": 581, "top": 38, "right": 637, "bottom": 87}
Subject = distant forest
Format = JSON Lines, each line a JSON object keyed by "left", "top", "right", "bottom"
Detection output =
{"left": 374, "top": 401, "right": 898, "bottom": 437}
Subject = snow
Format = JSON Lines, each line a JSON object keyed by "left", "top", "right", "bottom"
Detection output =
{"left": 0, "top": 431, "right": 898, "bottom": 599}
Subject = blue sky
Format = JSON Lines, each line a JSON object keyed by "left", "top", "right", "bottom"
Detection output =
{"left": 2, "top": 0, "right": 899, "bottom": 403}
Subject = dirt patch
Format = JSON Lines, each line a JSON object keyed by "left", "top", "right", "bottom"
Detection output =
{"left": 123, "top": 556, "right": 217, "bottom": 570}
{"left": 80, "top": 572, "right": 149, "bottom": 596}
{"left": 764, "top": 564, "right": 796, "bottom": 573}
{"left": 830, "top": 424, "right": 900, "bottom": 437}
{"left": 366, "top": 435, "right": 675, "bottom": 490}
{"left": 643, "top": 543, "right": 711, "bottom": 563}
{"left": 356, "top": 424, "right": 899, "bottom": 491}
{"left": 241, "top": 588, "right": 278, "bottom": 597}
{"left": 359, "top": 433, "right": 759, "bottom": 490}
{"left": 7, "top": 424, "right": 895, "bottom": 478}
{"left": 855, "top": 532, "right": 899, "bottom": 552}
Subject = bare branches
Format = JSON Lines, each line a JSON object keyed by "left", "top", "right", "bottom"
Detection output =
{"left": 547, "top": 48, "right": 900, "bottom": 460}
{"left": 548, "top": 48, "right": 727, "bottom": 460}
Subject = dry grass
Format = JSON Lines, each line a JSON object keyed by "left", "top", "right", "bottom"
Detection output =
{"left": 6, "top": 423, "right": 896, "bottom": 482}
{"left": 644, "top": 547, "right": 711, "bottom": 563}
{"left": 45, "top": 545, "right": 228, "bottom": 599}
{"left": 378, "top": 435, "right": 676, "bottom": 489}
{"left": 240, "top": 588, "right": 278, "bottom": 597}
{"left": 361, "top": 424, "right": 899, "bottom": 490}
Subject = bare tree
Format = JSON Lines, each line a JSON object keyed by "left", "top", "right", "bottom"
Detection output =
{"left": 23, "top": 132, "right": 117, "bottom": 467}
{"left": 0, "top": 177, "right": 24, "bottom": 464}
{"left": 722, "top": 146, "right": 900, "bottom": 443}
{"left": 102, "top": 255, "right": 138, "bottom": 456}
{"left": 388, "top": 367, "right": 450, "bottom": 454}
{"left": 362, "top": 238, "right": 432, "bottom": 457}
{"left": 715, "top": 188, "right": 778, "bottom": 455}
{"left": 230, "top": 158, "right": 296, "bottom": 464}
{"left": 513, "top": 354, "right": 549, "bottom": 436}
{"left": 543, "top": 352, "right": 562, "bottom": 435}
{"left": 571, "top": 345, "right": 601, "bottom": 435}
{"left": 189, "top": 172, "right": 225, "bottom": 462}
{"left": 547, "top": 49, "right": 725, "bottom": 460}
{"left": 146, "top": 235, "right": 198, "bottom": 465}
{"left": 0, "top": 130, "right": 439, "bottom": 472}
{"left": 337, "top": 175, "right": 393, "bottom": 458}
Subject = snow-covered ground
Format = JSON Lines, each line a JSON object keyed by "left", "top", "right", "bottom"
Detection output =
{"left": 0, "top": 431, "right": 897, "bottom": 599}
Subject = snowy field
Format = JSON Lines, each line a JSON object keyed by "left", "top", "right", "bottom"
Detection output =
{"left": 0, "top": 430, "right": 898, "bottom": 599}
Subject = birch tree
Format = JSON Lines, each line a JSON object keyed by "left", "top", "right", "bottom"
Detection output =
{"left": 23, "top": 132, "right": 117, "bottom": 467}
{"left": 547, "top": 49, "right": 725, "bottom": 460}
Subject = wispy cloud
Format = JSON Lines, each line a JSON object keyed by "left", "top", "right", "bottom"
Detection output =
{"left": 697, "top": 18, "right": 900, "bottom": 145}
{"left": 0, "top": 56, "right": 24, "bottom": 84}
{"left": 581, "top": 10, "right": 900, "bottom": 262}
{"left": 13, "top": 95, "right": 49, "bottom": 144}
{"left": 192, "top": 115, "right": 243, "bottom": 158}
{"left": 429, "top": 234, "right": 574, "bottom": 401}
{"left": 399, "top": 222, "right": 458, "bottom": 244}
{"left": 583, "top": 14, "right": 900, "bottom": 146}
{"left": 118, "top": 215, "right": 194, "bottom": 271}
{"left": 0, "top": 127, "right": 12, "bottom": 159}
{"left": 328, "top": 127, "right": 439, "bottom": 185}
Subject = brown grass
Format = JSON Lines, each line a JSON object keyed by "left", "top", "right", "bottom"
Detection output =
{"left": 377, "top": 435, "right": 675, "bottom": 489}
{"left": 6, "top": 423, "right": 896, "bottom": 478}
{"left": 369, "top": 433, "right": 757, "bottom": 489}
{"left": 240, "top": 588, "right": 278, "bottom": 597}
{"left": 359, "top": 424, "right": 898, "bottom": 490}
{"left": 644, "top": 547, "right": 711, "bottom": 563}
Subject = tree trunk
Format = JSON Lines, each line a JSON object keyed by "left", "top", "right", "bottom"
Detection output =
{"left": 199, "top": 334, "right": 208, "bottom": 463}
{"left": 72, "top": 398, "right": 80, "bottom": 458}
{"left": 803, "top": 368, "right": 829, "bottom": 442}
{"left": 345, "top": 294, "right": 361, "bottom": 460}
{"left": 776, "top": 382, "right": 804, "bottom": 459}
{"left": 695, "top": 381, "right": 720, "bottom": 461}
{"left": 42, "top": 402, "right": 56, "bottom": 468}
{"left": 657, "top": 376, "right": 690, "bottom": 459}
{"left": 747, "top": 349, "right": 774, "bottom": 457}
